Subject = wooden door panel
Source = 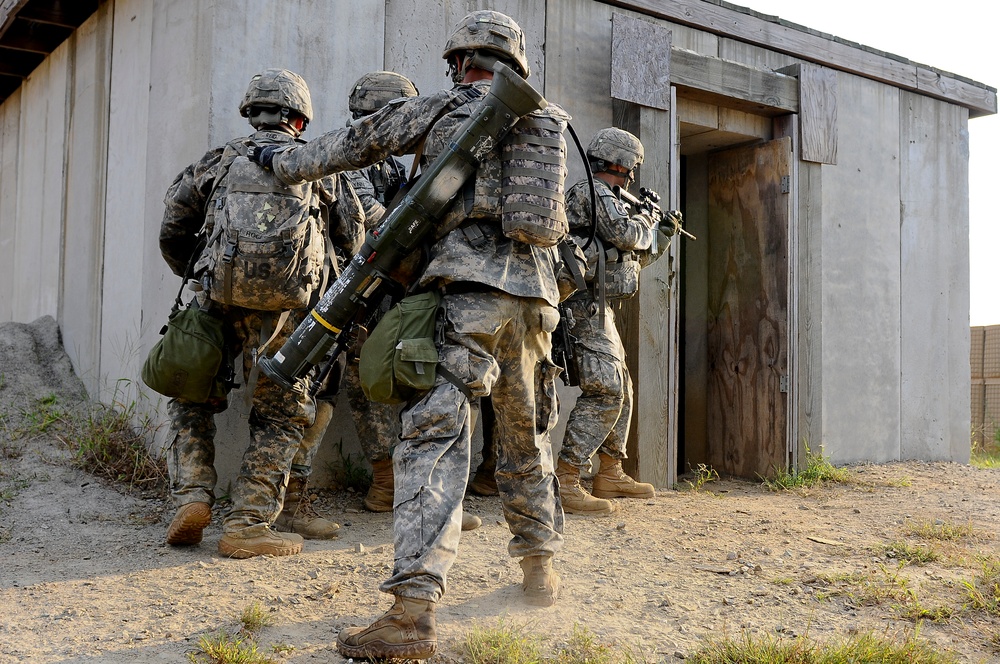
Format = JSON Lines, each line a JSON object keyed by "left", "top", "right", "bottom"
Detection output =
{"left": 706, "top": 138, "right": 789, "bottom": 479}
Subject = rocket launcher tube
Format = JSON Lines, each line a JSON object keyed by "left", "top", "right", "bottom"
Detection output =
{"left": 259, "top": 62, "right": 547, "bottom": 390}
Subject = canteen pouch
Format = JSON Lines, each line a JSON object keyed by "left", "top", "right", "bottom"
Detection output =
{"left": 359, "top": 291, "right": 442, "bottom": 404}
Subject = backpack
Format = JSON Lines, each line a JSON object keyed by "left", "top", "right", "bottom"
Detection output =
{"left": 195, "top": 139, "right": 328, "bottom": 311}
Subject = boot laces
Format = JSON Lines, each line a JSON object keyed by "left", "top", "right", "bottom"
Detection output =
{"left": 296, "top": 491, "right": 321, "bottom": 519}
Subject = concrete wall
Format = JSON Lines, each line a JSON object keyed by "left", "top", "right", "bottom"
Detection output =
{"left": 0, "top": 0, "right": 975, "bottom": 488}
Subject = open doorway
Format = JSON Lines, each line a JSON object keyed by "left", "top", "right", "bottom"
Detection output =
{"left": 677, "top": 102, "right": 793, "bottom": 481}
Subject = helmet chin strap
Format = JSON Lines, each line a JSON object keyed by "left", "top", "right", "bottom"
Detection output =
{"left": 450, "top": 51, "right": 517, "bottom": 84}
{"left": 249, "top": 108, "right": 305, "bottom": 137}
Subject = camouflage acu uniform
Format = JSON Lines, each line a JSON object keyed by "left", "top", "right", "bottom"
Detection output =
{"left": 558, "top": 178, "right": 664, "bottom": 470}
{"left": 271, "top": 80, "right": 566, "bottom": 602}
{"left": 160, "top": 128, "right": 364, "bottom": 536}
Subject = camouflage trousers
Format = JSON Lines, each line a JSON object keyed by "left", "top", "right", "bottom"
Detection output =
{"left": 380, "top": 290, "right": 565, "bottom": 603}
{"left": 164, "top": 306, "right": 315, "bottom": 536}
{"left": 559, "top": 298, "right": 633, "bottom": 469}
{"left": 288, "top": 352, "right": 400, "bottom": 481}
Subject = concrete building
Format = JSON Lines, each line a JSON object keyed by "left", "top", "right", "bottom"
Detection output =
{"left": 1, "top": 0, "right": 994, "bottom": 489}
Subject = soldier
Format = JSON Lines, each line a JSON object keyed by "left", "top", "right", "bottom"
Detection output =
{"left": 272, "top": 71, "right": 480, "bottom": 533}
{"left": 556, "top": 127, "right": 679, "bottom": 516}
{"left": 249, "top": 10, "right": 567, "bottom": 660}
{"left": 159, "top": 69, "right": 364, "bottom": 558}
{"left": 342, "top": 71, "right": 416, "bottom": 515}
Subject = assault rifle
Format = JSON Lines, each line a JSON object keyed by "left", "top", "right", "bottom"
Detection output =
{"left": 551, "top": 303, "right": 580, "bottom": 386}
{"left": 257, "top": 62, "right": 548, "bottom": 390}
{"left": 613, "top": 185, "right": 694, "bottom": 254}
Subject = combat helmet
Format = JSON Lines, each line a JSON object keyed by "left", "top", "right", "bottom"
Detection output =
{"left": 239, "top": 68, "right": 313, "bottom": 134}
{"left": 348, "top": 71, "right": 419, "bottom": 118}
{"left": 587, "top": 127, "right": 644, "bottom": 173}
{"left": 442, "top": 10, "right": 529, "bottom": 80}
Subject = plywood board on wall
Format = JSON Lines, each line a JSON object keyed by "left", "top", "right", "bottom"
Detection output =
{"left": 544, "top": 0, "right": 614, "bottom": 186}
{"left": 61, "top": 4, "right": 112, "bottom": 396}
{"left": 384, "top": 1, "right": 545, "bottom": 105}
{"left": 0, "top": 87, "right": 20, "bottom": 323}
{"left": 899, "top": 91, "right": 969, "bottom": 462}
{"left": 13, "top": 45, "right": 68, "bottom": 324}
{"left": 818, "top": 72, "right": 901, "bottom": 464}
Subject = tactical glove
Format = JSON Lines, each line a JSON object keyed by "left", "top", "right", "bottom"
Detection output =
{"left": 246, "top": 143, "right": 279, "bottom": 171}
{"left": 659, "top": 210, "right": 683, "bottom": 237}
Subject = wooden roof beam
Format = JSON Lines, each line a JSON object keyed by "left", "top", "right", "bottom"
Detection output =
{"left": 600, "top": 0, "right": 996, "bottom": 117}
{"left": 0, "top": 17, "right": 72, "bottom": 54}
{"left": 670, "top": 46, "right": 798, "bottom": 116}
{"left": 17, "top": 0, "right": 99, "bottom": 28}
{"left": 0, "top": 44, "right": 43, "bottom": 76}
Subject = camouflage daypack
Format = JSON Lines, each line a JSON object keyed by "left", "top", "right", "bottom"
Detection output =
{"left": 196, "top": 138, "right": 328, "bottom": 311}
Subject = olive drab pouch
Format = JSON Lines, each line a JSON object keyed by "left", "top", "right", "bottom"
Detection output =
{"left": 500, "top": 105, "right": 571, "bottom": 247}
{"left": 359, "top": 291, "right": 443, "bottom": 404}
{"left": 196, "top": 140, "right": 327, "bottom": 311}
{"left": 141, "top": 302, "right": 229, "bottom": 403}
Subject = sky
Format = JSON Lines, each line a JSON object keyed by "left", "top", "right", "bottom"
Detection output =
{"left": 741, "top": 0, "right": 998, "bottom": 325}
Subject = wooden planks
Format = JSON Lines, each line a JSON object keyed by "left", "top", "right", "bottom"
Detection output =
{"left": 671, "top": 47, "right": 798, "bottom": 116}
{"left": 611, "top": 12, "right": 671, "bottom": 110}
{"left": 779, "top": 63, "right": 837, "bottom": 165}
{"left": 598, "top": 0, "right": 995, "bottom": 117}
{"left": 706, "top": 137, "right": 790, "bottom": 479}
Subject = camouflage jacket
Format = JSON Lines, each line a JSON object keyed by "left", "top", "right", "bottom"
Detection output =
{"left": 160, "top": 129, "right": 365, "bottom": 278}
{"left": 566, "top": 178, "right": 668, "bottom": 279}
{"left": 271, "top": 81, "right": 566, "bottom": 306}
{"left": 345, "top": 155, "right": 408, "bottom": 230}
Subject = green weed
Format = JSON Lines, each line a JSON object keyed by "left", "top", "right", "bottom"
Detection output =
{"left": 971, "top": 433, "right": 1000, "bottom": 468}
{"left": 677, "top": 463, "right": 720, "bottom": 491}
{"left": 187, "top": 603, "right": 278, "bottom": 664}
{"left": 9, "top": 393, "right": 66, "bottom": 439}
{"left": 58, "top": 398, "right": 167, "bottom": 496}
{"left": 463, "top": 617, "right": 546, "bottom": 664}
{"left": 961, "top": 556, "right": 1000, "bottom": 616}
{"left": 688, "top": 628, "right": 958, "bottom": 663}
{"left": 553, "top": 624, "right": 651, "bottom": 663}
{"left": 187, "top": 630, "right": 276, "bottom": 664}
{"left": 815, "top": 563, "right": 915, "bottom": 607}
{"left": 237, "top": 602, "right": 271, "bottom": 635}
{"left": 879, "top": 541, "right": 941, "bottom": 565}
{"left": 326, "top": 438, "right": 372, "bottom": 493}
{"left": 902, "top": 519, "right": 975, "bottom": 542}
{"left": 762, "top": 444, "right": 852, "bottom": 491}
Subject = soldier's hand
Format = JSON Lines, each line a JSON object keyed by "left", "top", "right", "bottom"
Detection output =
{"left": 247, "top": 143, "right": 279, "bottom": 171}
{"left": 659, "top": 210, "right": 683, "bottom": 237}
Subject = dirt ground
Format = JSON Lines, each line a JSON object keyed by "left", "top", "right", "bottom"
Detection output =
{"left": 3, "top": 317, "right": 1000, "bottom": 664}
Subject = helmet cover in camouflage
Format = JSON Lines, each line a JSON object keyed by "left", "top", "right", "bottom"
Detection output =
{"left": 586, "top": 127, "right": 644, "bottom": 172}
{"left": 239, "top": 68, "right": 313, "bottom": 123}
{"left": 442, "top": 10, "right": 530, "bottom": 79}
{"left": 348, "top": 71, "right": 419, "bottom": 116}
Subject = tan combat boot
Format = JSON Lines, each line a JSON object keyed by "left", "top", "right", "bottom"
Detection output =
{"left": 165, "top": 501, "right": 212, "bottom": 546}
{"left": 462, "top": 512, "right": 482, "bottom": 531}
{"left": 556, "top": 459, "right": 614, "bottom": 516}
{"left": 520, "top": 555, "right": 560, "bottom": 607}
{"left": 467, "top": 447, "right": 498, "bottom": 496}
{"left": 364, "top": 458, "right": 395, "bottom": 512}
{"left": 218, "top": 526, "right": 304, "bottom": 559}
{"left": 591, "top": 453, "right": 655, "bottom": 499}
{"left": 275, "top": 477, "right": 340, "bottom": 539}
{"left": 337, "top": 595, "right": 437, "bottom": 660}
